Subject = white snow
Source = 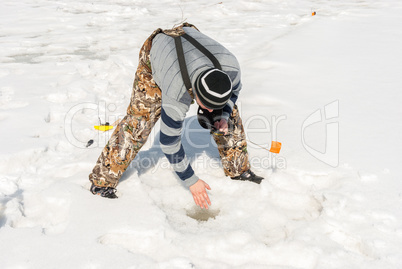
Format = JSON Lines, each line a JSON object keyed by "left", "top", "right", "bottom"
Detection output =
{"left": 1, "top": 0, "right": 402, "bottom": 268}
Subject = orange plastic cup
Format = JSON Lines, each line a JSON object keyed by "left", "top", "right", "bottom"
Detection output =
{"left": 269, "top": 141, "right": 282, "bottom": 154}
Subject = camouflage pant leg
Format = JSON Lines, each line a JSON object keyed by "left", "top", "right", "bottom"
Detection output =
{"left": 213, "top": 105, "right": 250, "bottom": 178}
{"left": 89, "top": 35, "right": 162, "bottom": 188}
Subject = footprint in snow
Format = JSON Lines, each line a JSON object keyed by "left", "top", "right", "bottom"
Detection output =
{"left": 6, "top": 191, "right": 71, "bottom": 235}
{"left": 0, "top": 87, "right": 29, "bottom": 109}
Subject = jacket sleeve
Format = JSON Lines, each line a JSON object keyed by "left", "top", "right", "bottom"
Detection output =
{"left": 222, "top": 67, "right": 242, "bottom": 121}
{"left": 221, "top": 75, "right": 241, "bottom": 121}
{"left": 159, "top": 94, "right": 199, "bottom": 187}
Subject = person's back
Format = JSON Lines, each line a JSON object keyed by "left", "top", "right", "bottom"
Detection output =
{"left": 150, "top": 27, "right": 241, "bottom": 104}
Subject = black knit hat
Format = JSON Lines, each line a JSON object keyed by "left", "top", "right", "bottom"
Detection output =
{"left": 194, "top": 68, "right": 232, "bottom": 110}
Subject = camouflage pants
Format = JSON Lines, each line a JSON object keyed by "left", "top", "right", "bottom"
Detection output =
{"left": 89, "top": 24, "right": 250, "bottom": 188}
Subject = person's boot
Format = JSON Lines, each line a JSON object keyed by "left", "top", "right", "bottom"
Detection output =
{"left": 90, "top": 183, "right": 118, "bottom": 198}
{"left": 231, "top": 169, "right": 264, "bottom": 184}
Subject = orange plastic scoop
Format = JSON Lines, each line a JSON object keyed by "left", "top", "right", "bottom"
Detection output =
{"left": 269, "top": 141, "right": 282, "bottom": 153}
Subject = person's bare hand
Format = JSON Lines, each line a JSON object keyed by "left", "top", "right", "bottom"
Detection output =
{"left": 189, "top": 179, "right": 211, "bottom": 209}
{"left": 214, "top": 119, "right": 228, "bottom": 135}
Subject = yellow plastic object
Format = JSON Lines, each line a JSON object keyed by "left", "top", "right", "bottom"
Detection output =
{"left": 94, "top": 125, "right": 114, "bottom": 132}
{"left": 269, "top": 141, "right": 282, "bottom": 154}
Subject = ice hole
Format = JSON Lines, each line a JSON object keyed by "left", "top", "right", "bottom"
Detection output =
{"left": 186, "top": 207, "right": 220, "bottom": 222}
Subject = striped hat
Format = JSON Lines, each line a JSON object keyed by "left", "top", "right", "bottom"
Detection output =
{"left": 194, "top": 68, "right": 232, "bottom": 110}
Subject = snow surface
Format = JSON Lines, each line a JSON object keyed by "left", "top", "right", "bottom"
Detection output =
{"left": 1, "top": 0, "right": 402, "bottom": 268}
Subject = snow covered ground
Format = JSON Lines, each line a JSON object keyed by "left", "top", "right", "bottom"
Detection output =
{"left": 1, "top": 0, "right": 401, "bottom": 268}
